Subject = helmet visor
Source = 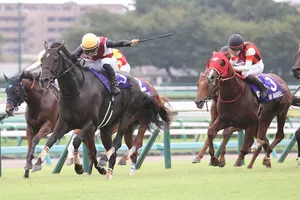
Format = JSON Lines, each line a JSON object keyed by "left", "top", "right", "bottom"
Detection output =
{"left": 229, "top": 47, "right": 241, "bottom": 52}
{"left": 84, "top": 47, "right": 98, "bottom": 57}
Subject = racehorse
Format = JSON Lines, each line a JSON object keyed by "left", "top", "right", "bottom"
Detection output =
{"left": 69, "top": 77, "right": 173, "bottom": 175}
{"left": 195, "top": 52, "right": 292, "bottom": 168}
{"left": 117, "top": 77, "right": 173, "bottom": 173}
{"left": 3, "top": 71, "right": 80, "bottom": 178}
{"left": 33, "top": 41, "right": 167, "bottom": 179}
{"left": 291, "top": 44, "right": 300, "bottom": 163}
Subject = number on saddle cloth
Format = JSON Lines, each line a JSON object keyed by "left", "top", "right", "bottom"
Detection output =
{"left": 249, "top": 74, "right": 284, "bottom": 102}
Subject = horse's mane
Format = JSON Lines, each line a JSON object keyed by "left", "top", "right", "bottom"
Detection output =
{"left": 49, "top": 41, "right": 73, "bottom": 60}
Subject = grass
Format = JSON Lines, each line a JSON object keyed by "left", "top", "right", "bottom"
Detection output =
{"left": 0, "top": 158, "right": 300, "bottom": 200}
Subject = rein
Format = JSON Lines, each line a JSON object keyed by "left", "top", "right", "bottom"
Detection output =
{"left": 217, "top": 72, "right": 245, "bottom": 103}
{"left": 41, "top": 49, "right": 85, "bottom": 99}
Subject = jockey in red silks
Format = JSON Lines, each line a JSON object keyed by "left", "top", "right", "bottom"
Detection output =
{"left": 228, "top": 34, "right": 269, "bottom": 98}
{"left": 71, "top": 33, "right": 139, "bottom": 95}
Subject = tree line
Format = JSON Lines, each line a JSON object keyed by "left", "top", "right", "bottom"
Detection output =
{"left": 63, "top": 0, "right": 300, "bottom": 83}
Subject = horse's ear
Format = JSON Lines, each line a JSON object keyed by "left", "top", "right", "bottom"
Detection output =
{"left": 219, "top": 59, "right": 226, "bottom": 67}
{"left": 57, "top": 40, "right": 65, "bottom": 51}
{"left": 3, "top": 73, "right": 9, "bottom": 82}
{"left": 19, "top": 71, "right": 25, "bottom": 81}
{"left": 44, "top": 41, "right": 48, "bottom": 50}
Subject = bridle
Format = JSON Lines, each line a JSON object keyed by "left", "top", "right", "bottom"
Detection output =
{"left": 208, "top": 66, "right": 245, "bottom": 103}
{"left": 6, "top": 81, "right": 26, "bottom": 111}
{"left": 41, "top": 48, "right": 85, "bottom": 98}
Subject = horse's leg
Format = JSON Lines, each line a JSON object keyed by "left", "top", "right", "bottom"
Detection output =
{"left": 121, "top": 123, "right": 139, "bottom": 175}
{"left": 119, "top": 122, "right": 139, "bottom": 166}
{"left": 295, "top": 127, "right": 300, "bottom": 167}
{"left": 25, "top": 121, "right": 52, "bottom": 177}
{"left": 32, "top": 120, "right": 72, "bottom": 172}
{"left": 218, "top": 127, "right": 238, "bottom": 167}
{"left": 234, "top": 125, "right": 256, "bottom": 167}
{"left": 192, "top": 139, "right": 209, "bottom": 164}
{"left": 24, "top": 126, "right": 34, "bottom": 178}
{"left": 262, "top": 113, "right": 286, "bottom": 168}
{"left": 247, "top": 116, "right": 272, "bottom": 169}
{"left": 67, "top": 129, "right": 80, "bottom": 165}
{"left": 72, "top": 135, "right": 84, "bottom": 175}
{"left": 104, "top": 128, "right": 126, "bottom": 180}
{"left": 98, "top": 126, "right": 113, "bottom": 167}
{"left": 207, "top": 117, "right": 230, "bottom": 166}
{"left": 193, "top": 99, "right": 218, "bottom": 164}
{"left": 83, "top": 133, "right": 106, "bottom": 175}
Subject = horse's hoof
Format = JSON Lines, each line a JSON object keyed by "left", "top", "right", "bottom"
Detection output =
{"left": 210, "top": 157, "right": 219, "bottom": 166}
{"left": 106, "top": 174, "right": 113, "bottom": 180}
{"left": 118, "top": 159, "right": 127, "bottom": 166}
{"left": 98, "top": 159, "right": 107, "bottom": 167}
{"left": 74, "top": 164, "right": 84, "bottom": 175}
{"left": 263, "top": 160, "right": 271, "bottom": 168}
{"left": 218, "top": 161, "right": 225, "bottom": 168}
{"left": 130, "top": 168, "right": 136, "bottom": 176}
{"left": 247, "top": 165, "right": 253, "bottom": 169}
{"left": 233, "top": 162, "right": 242, "bottom": 167}
{"left": 96, "top": 166, "right": 106, "bottom": 175}
{"left": 32, "top": 158, "right": 43, "bottom": 172}
{"left": 192, "top": 157, "right": 201, "bottom": 164}
{"left": 66, "top": 157, "right": 74, "bottom": 165}
{"left": 23, "top": 169, "right": 30, "bottom": 178}
{"left": 25, "top": 162, "right": 33, "bottom": 170}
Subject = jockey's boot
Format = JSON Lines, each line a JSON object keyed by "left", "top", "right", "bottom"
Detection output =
{"left": 245, "top": 74, "right": 269, "bottom": 99}
{"left": 103, "top": 64, "right": 120, "bottom": 95}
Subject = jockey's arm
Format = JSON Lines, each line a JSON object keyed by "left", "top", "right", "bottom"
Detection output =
{"left": 106, "top": 39, "right": 132, "bottom": 48}
{"left": 70, "top": 46, "right": 84, "bottom": 62}
{"left": 233, "top": 47, "right": 255, "bottom": 72}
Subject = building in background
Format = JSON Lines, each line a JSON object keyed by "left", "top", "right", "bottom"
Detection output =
{"left": 0, "top": 2, "right": 129, "bottom": 55}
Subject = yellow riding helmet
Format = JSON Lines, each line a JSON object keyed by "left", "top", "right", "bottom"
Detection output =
{"left": 37, "top": 49, "right": 45, "bottom": 65}
{"left": 81, "top": 33, "right": 99, "bottom": 50}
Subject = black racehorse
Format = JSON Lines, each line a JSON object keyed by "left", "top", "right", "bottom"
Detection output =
{"left": 32, "top": 41, "right": 164, "bottom": 179}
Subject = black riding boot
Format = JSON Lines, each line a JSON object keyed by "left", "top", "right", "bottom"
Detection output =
{"left": 103, "top": 64, "right": 120, "bottom": 95}
{"left": 245, "top": 74, "right": 269, "bottom": 98}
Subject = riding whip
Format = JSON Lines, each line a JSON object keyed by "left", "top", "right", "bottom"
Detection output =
{"left": 125, "top": 33, "right": 174, "bottom": 46}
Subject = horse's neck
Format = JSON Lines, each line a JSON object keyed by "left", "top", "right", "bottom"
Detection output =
{"left": 57, "top": 63, "right": 83, "bottom": 98}
{"left": 23, "top": 79, "right": 42, "bottom": 107}
{"left": 219, "top": 76, "right": 244, "bottom": 102}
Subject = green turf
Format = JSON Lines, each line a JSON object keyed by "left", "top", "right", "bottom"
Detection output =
{"left": 0, "top": 158, "right": 299, "bottom": 200}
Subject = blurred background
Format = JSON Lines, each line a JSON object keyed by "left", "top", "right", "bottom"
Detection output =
{"left": 1, "top": 0, "right": 300, "bottom": 91}
{"left": 1, "top": 0, "right": 300, "bottom": 165}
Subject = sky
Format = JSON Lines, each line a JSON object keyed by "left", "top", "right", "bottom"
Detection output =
{"left": 0, "top": 0, "right": 134, "bottom": 5}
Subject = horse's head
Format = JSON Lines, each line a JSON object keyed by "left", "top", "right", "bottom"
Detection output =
{"left": 205, "top": 52, "right": 232, "bottom": 82}
{"left": 194, "top": 52, "right": 232, "bottom": 109}
{"left": 194, "top": 69, "right": 218, "bottom": 109}
{"left": 40, "top": 41, "right": 70, "bottom": 89}
{"left": 292, "top": 44, "right": 300, "bottom": 79}
{"left": 3, "top": 72, "right": 26, "bottom": 116}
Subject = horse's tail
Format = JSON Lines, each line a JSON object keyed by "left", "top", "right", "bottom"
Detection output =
{"left": 134, "top": 94, "right": 165, "bottom": 130}
{"left": 153, "top": 94, "right": 174, "bottom": 127}
{"left": 292, "top": 96, "right": 300, "bottom": 107}
{"left": 138, "top": 78, "right": 175, "bottom": 127}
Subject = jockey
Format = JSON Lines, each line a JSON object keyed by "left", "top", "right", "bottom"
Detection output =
{"left": 228, "top": 34, "right": 269, "bottom": 98}
{"left": 71, "top": 33, "right": 139, "bottom": 95}
{"left": 112, "top": 48, "right": 131, "bottom": 73}
{"left": 219, "top": 45, "right": 229, "bottom": 52}
{"left": 24, "top": 49, "right": 45, "bottom": 77}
